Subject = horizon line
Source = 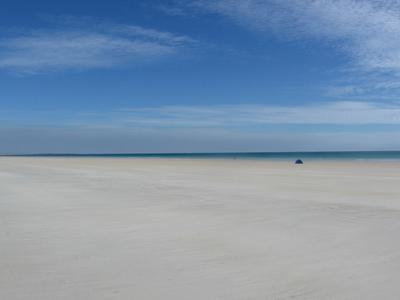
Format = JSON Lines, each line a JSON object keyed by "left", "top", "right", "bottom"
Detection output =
{"left": 3, "top": 150, "right": 400, "bottom": 157}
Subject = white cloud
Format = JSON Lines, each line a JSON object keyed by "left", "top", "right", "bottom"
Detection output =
{"left": 68, "top": 101, "right": 400, "bottom": 128}
{"left": 0, "top": 20, "right": 194, "bottom": 74}
{"left": 191, "top": 0, "right": 400, "bottom": 74}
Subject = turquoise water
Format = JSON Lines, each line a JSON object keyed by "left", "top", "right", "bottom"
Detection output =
{"left": 10, "top": 151, "right": 400, "bottom": 161}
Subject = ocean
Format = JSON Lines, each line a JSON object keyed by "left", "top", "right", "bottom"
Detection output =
{"left": 9, "top": 151, "right": 400, "bottom": 161}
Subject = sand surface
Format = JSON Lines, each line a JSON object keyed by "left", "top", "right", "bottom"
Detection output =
{"left": 1, "top": 157, "right": 400, "bottom": 299}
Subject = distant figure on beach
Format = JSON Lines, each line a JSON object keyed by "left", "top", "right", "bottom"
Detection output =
{"left": 295, "top": 159, "right": 303, "bottom": 164}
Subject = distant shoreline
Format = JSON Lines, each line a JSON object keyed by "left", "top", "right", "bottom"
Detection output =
{"left": 3, "top": 150, "right": 400, "bottom": 161}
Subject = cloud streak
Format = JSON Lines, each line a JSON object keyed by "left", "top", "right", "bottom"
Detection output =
{"left": 0, "top": 19, "right": 194, "bottom": 74}
{"left": 66, "top": 101, "right": 400, "bottom": 128}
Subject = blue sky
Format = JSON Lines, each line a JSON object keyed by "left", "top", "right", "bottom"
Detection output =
{"left": 2, "top": 0, "right": 400, "bottom": 153}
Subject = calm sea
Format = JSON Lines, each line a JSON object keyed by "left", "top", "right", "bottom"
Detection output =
{"left": 10, "top": 151, "right": 400, "bottom": 161}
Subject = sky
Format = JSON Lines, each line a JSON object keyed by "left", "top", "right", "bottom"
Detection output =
{"left": 2, "top": 0, "right": 400, "bottom": 153}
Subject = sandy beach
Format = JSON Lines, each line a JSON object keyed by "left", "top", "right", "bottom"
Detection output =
{"left": 1, "top": 157, "right": 400, "bottom": 299}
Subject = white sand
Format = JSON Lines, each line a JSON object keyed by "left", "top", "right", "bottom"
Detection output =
{"left": 1, "top": 157, "right": 400, "bottom": 299}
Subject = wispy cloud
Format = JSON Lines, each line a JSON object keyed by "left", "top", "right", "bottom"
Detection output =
{"left": 66, "top": 101, "right": 400, "bottom": 128}
{"left": 176, "top": 0, "right": 400, "bottom": 95}
{"left": 191, "top": 0, "right": 400, "bottom": 71}
{"left": 0, "top": 18, "right": 194, "bottom": 74}
{"left": 154, "top": 4, "right": 188, "bottom": 16}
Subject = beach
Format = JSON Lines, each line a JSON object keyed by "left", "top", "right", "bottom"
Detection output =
{"left": 1, "top": 157, "right": 400, "bottom": 299}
